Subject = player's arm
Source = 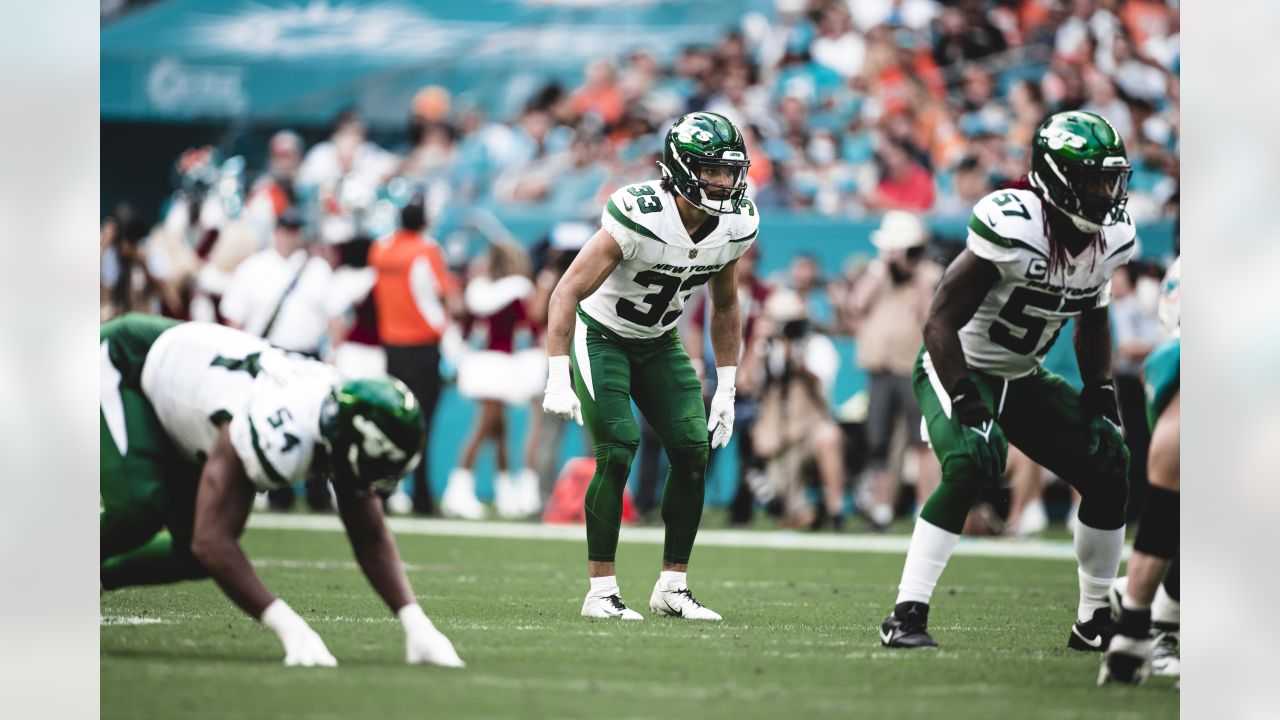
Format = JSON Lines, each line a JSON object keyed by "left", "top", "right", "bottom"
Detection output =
{"left": 334, "top": 485, "right": 461, "bottom": 665}
{"left": 335, "top": 488, "right": 414, "bottom": 610}
{"left": 192, "top": 425, "right": 337, "bottom": 666}
{"left": 921, "top": 250, "right": 999, "bottom": 394}
{"left": 542, "top": 228, "right": 623, "bottom": 424}
{"left": 1075, "top": 305, "right": 1124, "bottom": 430}
{"left": 705, "top": 260, "right": 741, "bottom": 448}
{"left": 545, "top": 228, "right": 623, "bottom": 356}
{"left": 190, "top": 425, "right": 272, "bottom": 617}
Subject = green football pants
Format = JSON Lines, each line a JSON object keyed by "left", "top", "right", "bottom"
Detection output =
{"left": 914, "top": 349, "right": 1129, "bottom": 533}
{"left": 572, "top": 309, "right": 709, "bottom": 565}
{"left": 100, "top": 314, "right": 207, "bottom": 589}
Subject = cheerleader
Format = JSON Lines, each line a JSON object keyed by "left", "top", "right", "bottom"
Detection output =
{"left": 445, "top": 241, "right": 545, "bottom": 519}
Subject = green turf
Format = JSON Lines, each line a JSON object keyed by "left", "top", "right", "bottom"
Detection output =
{"left": 101, "top": 528, "right": 1177, "bottom": 719}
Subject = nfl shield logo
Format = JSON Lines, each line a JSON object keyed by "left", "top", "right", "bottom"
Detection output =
{"left": 688, "top": 249, "right": 698, "bottom": 259}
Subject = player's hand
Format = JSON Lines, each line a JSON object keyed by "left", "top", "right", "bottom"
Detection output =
{"left": 261, "top": 599, "right": 338, "bottom": 668}
{"left": 707, "top": 366, "right": 737, "bottom": 449}
{"left": 1081, "top": 380, "right": 1124, "bottom": 435}
{"left": 400, "top": 604, "right": 465, "bottom": 668}
{"left": 543, "top": 355, "right": 583, "bottom": 426}
{"left": 282, "top": 626, "right": 338, "bottom": 668}
{"left": 950, "top": 378, "right": 1008, "bottom": 479}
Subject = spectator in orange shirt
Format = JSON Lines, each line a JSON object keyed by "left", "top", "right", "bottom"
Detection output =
{"left": 569, "top": 59, "right": 625, "bottom": 127}
{"left": 368, "top": 196, "right": 459, "bottom": 516}
{"left": 245, "top": 130, "right": 302, "bottom": 248}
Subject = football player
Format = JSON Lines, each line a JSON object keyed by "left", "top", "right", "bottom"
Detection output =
{"left": 879, "top": 111, "right": 1137, "bottom": 650}
{"left": 541, "top": 112, "right": 757, "bottom": 621}
{"left": 100, "top": 313, "right": 464, "bottom": 668}
{"left": 1100, "top": 257, "right": 1180, "bottom": 685}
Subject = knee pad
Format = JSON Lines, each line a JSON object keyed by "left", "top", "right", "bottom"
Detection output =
{"left": 1133, "top": 486, "right": 1179, "bottom": 559}
{"left": 940, "top": 453, "right": 984, "bottom": 490}
{"left": 594, "top": 443, "right": 637, "bottom": 488}
{"left": 667, "top": 442, "right": 709, "bottom": 483}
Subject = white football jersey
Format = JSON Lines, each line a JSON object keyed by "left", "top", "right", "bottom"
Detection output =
{"left": 139, "top": 322, "right": 341, "bottom": 491}
{"left": 579, "top": 182, "right": 759, "bottom": 339}
{"left": 959, "top": 188, "right": 1138, "bottom": 378}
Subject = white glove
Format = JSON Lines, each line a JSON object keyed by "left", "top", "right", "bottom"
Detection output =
{"left": 707, "top": 366, "right": 737, "bottom": 449}
{"left": 399, "top": 603, "right": 465, "bottom": 668}
{"left": 542, "top": 355, "right": 583, "bottom": 426}
{"left": 261, "top": 599, "right": 337, "bottom": 668}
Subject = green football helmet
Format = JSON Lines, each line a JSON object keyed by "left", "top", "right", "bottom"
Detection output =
{"left": 659, "top": 111, "right": 751, "bottom": 216}
{"left": 318, "top": 378, "right": 426, "bottom": 496}
{"left": 1029, "top": 111, "right": 1132, "bottom": 233}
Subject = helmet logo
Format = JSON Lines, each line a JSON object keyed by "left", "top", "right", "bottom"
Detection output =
{"left": 1040, "top": 127, "right": 1086, "bottom": 150}
{"left": 353, "top": 414, "right": 407, "bottom": 463}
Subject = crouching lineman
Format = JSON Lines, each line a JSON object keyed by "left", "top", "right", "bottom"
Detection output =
{"left": 879, "top": 111, "right": 1136, "bottom": 651}
{"left": 100, "top": 313, "right": 464, "bottom": 668}
{"left": 1101, "top": 257, "right": 1180, "bottom": 685}
{"left": 542, "top": 112, "right": 758, "bottom": 620}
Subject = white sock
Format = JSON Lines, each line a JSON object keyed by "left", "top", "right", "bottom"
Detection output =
{"left": 895, "top": 519, "right": 960, "bottom": 605}
{"left": 659, "top": 570, "right": 687, "bottom": 587}
{"left": 1152, "top": 583, "right": 1180, "bottom": 626}
{"left": 589, "top": 576, "right": 618, "bottom": 595}
{"left": 1074, "top": 521, "right": 1125, "bottom": 622}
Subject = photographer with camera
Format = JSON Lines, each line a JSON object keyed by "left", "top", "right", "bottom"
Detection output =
{"left": 847, "top": 211, "right": 943, "bottom": 531}
{"left": 747, "top": 288, "right": 845, "bottom": 530}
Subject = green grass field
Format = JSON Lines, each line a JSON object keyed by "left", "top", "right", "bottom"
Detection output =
{"left": 101, "top": 524, "right": 1177, "bottom": 719}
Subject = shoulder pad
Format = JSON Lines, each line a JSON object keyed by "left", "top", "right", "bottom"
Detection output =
{"left": 725, "top": 196, "right": 760, "bottom": 244}
{"left": 228, "top": 377, "right": 317, "bottom": 491}
{"left": 603, "top": 183, "right": 666, "bottom": 244}
{"left": 1101, "top": 210, "right": 1138, "bottom": 265}
{"left": 968, "top": 189, "right": 1050, "bottom": 257}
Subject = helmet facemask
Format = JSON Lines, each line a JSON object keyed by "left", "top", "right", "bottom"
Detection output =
{"left": 663, "top": 146, "right": 749, "bottom": 216}
{"left": 318, "top": 383, "right": 425, "bottom": 498}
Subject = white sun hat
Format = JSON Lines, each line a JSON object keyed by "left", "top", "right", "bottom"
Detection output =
{"left": 871, "top": 210, "right": 928, "bottom": 250}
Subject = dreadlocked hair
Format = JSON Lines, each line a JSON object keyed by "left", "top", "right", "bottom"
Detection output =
{"left": 1001, "top": 176, "right": 1106, "bottom": 280}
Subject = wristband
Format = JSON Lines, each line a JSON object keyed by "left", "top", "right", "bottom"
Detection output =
{"left": 715, "top": 366, "right": 737, "bottom": 395}
{"left": 546, "top": 355, "right": 571, "bottom": 391}
{"left": 397, "top": 603, "right": 436, "bottom": 634}
{"left": 260, "top": 598, "right": 306, "bottom": 634}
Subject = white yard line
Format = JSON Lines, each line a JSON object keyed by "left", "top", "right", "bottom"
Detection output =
{"left": 247, "top": 514, "right": 1096, "bottom": 561}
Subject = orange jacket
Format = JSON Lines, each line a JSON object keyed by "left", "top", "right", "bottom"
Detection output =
{"left": 368, "top": 230, "right": 456, "bottom": 346}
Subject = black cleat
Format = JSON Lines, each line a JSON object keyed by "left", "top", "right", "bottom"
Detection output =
{"left": 1069, "top": 606, "right": 1116, "bottom": 652}
{"left": 880, "top": 602, "right": 938, "bottom": 648}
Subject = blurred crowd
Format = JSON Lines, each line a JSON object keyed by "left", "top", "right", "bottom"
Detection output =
{"left": 101, "top": 0, "right": 1179, "bottom": 532}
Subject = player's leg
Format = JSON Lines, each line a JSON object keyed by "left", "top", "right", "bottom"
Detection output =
{"left": 629, "top": 333, "right": 721, "bottom": 621}
{"left": 882, "top": 352, "right": 1004, "bottom": 648}
{"left": 1102, "top": 392, "right": 1179, "bottom": 685}
{"left": 100, "top": 315, "right": 206, "bottom": 588}
{"left": 1000, "top": 368, "right": 1129, "bottom": 652}
{"left": 1151, "top": 556, "right": 1180, "bottom": 676}
{"left": 572, "top": 319, "right": 643, "bottom": 619}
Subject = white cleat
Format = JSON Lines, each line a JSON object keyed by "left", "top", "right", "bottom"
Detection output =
{"left": 581, "top": 592, "right": 644, "bottom": 620}
{"left": 1151, "top": 629, "right": 1180, "bottom": 677}
{"left": 441, "top": 469, "right": 486, "bottom": 520}
{"left": 650, "top": 580, "right": 722, "bottom": 621}
{"left": 1098, "top": 634, "right": 1152, "bottom": 686}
